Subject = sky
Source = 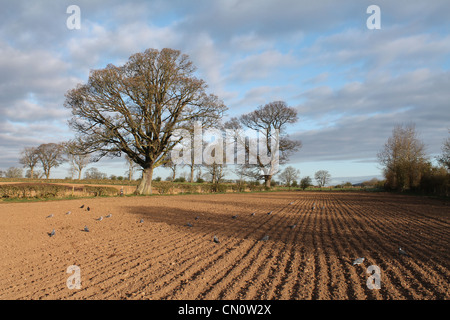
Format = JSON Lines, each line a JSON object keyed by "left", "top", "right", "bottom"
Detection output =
{"left": 0, "top": 0, "right": 449, "bottom": 185}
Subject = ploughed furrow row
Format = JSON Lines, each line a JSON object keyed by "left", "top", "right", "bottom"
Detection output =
{"left": 193, "top": 202, "right": 301, "bottom": 300}
{"left": 336, "top": 196, "right": 448, "bottom": 299}
{"left": 137, "top": 207, "right": 287, "bottom": 299}
{"left": 333, "top": 197, "right": 422, "bottom": 299}
{"left": 165, "top": 205, "right": 295, "bottom": 300}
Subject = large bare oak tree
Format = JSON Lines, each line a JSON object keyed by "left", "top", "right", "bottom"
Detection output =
{"left": 65, "top": 48, "right": 226, "bottom": 194}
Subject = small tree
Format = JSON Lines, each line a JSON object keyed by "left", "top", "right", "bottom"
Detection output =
{"left": 315, "top": 170, "right": 331, "bottom": 188}
{"left": 65, "top": 140, "right": 91, "bottom": 180}
{"left": 377, "top": 123, "right": 427, "bottom": 191}
{"left": 279, "top": 166, "right": 300, "bottom": 189}
{"left": 300, "top": 176, "right": 312, "bottom": 190}
{"left": 84, "top": 167, "right": 107, "bottom": 180}
{"left": 5, "top": 167, "right": 23, "bottom": 179}
{"left": 19, "top": 147, "right": 39, "bottom": 179}
{"left": 36, "top": 143, "right": 65, "bottom": 179}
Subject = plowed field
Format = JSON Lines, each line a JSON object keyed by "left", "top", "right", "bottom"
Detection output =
{"left": 0, "top": 191, "right": 448, "bottom": 300}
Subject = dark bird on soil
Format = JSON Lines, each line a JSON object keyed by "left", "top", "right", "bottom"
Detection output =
{"left": 195, "top": 216, "right": 199, "bottom": 220}
{"left": 48, "top": 229, "right": 55, "bottom": 237}
{"left": 83, "top": 225, "right": 89, "bottom": 232}
{"left": 232, "top": 214, "right": 238, "bottom": 219}
{"left": 80, "top": 205, "right": 84, "bottom": 209}
{"left": 352, "top": 257, "right": 365, "bottom": 265}
{"left": 46, "top": 214, "right": 53, "bottom": 218}
{"left": 213, "top": 235, "right": 220, "bottom": 243}
{"left": 251, "top": 212, "right": 255, "bottom": 216}
{"left": 96, "top": 216, "right": 103, "bottom": 221}
{"left": 267, "top": 211, "right": 272, "bottom": 215}
{"left": 87, "top": 207, "right": 90, "bottom": 211}
{"left": 105, "top": 214, "right": 112, "bottom": 218}
{"left": 261, "top": 235, "right": 269, "bottom": 241}
{"left": 186, "top": 222, "right": 193, "bottom": 227}
{"left": 66, "top": 211, "right": 71, "bottom": 215}
{"left": 139, "top": 219, "right": 144, "bottom": 223}
{"left": 287, "top": 224, "right": 296, "bottom": 229}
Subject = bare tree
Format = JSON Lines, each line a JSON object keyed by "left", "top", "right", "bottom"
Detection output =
{"left": 437, "top": 129, "right": 450, "bottom": 171}
{"left": 377, "top": 123, "right": 428, "bottom": 191}
{"left": 162, "top": 154, "right": 178, "bottom": 181}
{"left": 225, "top": 101, "right": 302, "bottom": 188}
{"left": 279, "top": 166, "right": 300, "bottom": 189}
{"left": 19, "top": 147, "right": 39, "bottom": 179}
{"left": 36, "top": 143, "right": 65, "bottom": 179}
{"left": 5, "top": 167, "right": 23, "bottom": 178}
{"left": 65, "top": 140, "right": 91, "bottom": 180}
{"left": 315, "top": 170, "right": 331, "bottom": 188}
{"left": 125, "top": 154, "right": 139, "bottom": 181}
{"left": 65, "top": 48, "right": 227, "bottom": 194}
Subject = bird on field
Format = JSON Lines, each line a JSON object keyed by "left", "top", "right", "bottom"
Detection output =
{"left": 288, "top": 224, "right": 297, "bottom": 229}
{"left": 232, "top": 214, "right": 238, "bottom": 219}
{"left": 83, "top": 225, "right": 89, "bottom": 232}
{"left": 352, "top": 257, "right": 365, "bottom": 265}
{"left": 267, "top": 211, "right": 272, "bottom": 215}
{"left": 105, "top": 213, "right": 112, "bottom": 218}
{"left": 80, "top": 205, "right": 84, "bottom": 209}
{"left": 49, "top": 229, "right": 55, "bottom": 237}
{"left": 139, "top": 219, "right": 144, "bottom": 223}
{"left": 261, "top": 235, "right": 269, "bottom": 241}
{"left": 66, "top": 211, "right": 71, "bottom": 215}
{"left": 213, "top": 235, "right": 220, "bottom": 243}
{"left": 96, "top": 216, "right": 103, "bottom": 221}
{"left": 195, "top": 216, "right": 199, "bottom": 220}
{"left": 289, "top": 202, "right": 294, "bottom": 205}
{"left": 186, "top": 222, "right": 193, "bottom": 227}
{"left": 87, "top": 207, "right": 90, "bottom": 211}
{"left": 251, "top": 212, "right": 255, "bottom": 216}
{"left": 46, "top": 214, "right": 53, "bottom": 218}
{"left": 398, "top": 247, "right": 409, "bottom": 257}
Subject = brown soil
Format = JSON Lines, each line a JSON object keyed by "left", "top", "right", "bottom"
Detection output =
{"left": 0, "top": 191, "right": 448, "bottom": 300}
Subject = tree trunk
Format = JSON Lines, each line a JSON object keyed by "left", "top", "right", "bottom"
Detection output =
{"left": 136, "top": 167, "right": 154, "bottom": 195}
{"left": 190, "top": 165, "right": 195, "bottom": 183}
{"left": 264, "top": 175, "right": 272, "bottom": 188}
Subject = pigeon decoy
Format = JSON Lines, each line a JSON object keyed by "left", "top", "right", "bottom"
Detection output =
{"left": 213, "top": 235, "right": 220, "bottom": 243}
{"left": 398, "top": 247, "right": 409, "bottom": 257}
{"left": 251, "top": 212, "right": 255, "bottom": 216}
{"left": 66, "top": 211, "right": 71, "bottom": 215}
{"left": 80, "top": 205, "right": 84, "bottom": 209}
{"left": 261, "top": 235, "right": 269, "bottom": 241}
{"left": 288, "top": 224, "right": 297, "bottom": 229}
{"left": 49, "top": 229, "right": 55, "bottom": 237}
{"left": 96, "top": 216, "right": 103, "bottom": 221}
{"left": 267, "top": 211, "right": 272, "bottom": 215}
{"left": 139, "top": 219, "right": 144, "bottom": 223}
{"left": 46, "top": 214, "right": 53, "bottom": 218}
{"left": 232, "top": 214, "right": 238, "bottom": 219}
{"left": 352, "top": 257, "right": 365, "bottom": 265}
{"left": 105, "top": 214, "right": 112, "bottom": 218}
{"left": 83, "top": 226, "right": 89, "bottom": 232}
{"left": 87, "top": 207, "right": 90, "bottom": 211}
{"left": 186, "top": 222, "right": 193, "bottom": 227}
{"left": 195, "top": 216, "right": 199, "bottom": 220}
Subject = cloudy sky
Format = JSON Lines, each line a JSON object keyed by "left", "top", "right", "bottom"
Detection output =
{"left": 0, "top": 0, "right": 449, "bottom": 183}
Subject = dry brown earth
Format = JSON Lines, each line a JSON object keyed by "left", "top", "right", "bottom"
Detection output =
{"left": 0, "top": 191, "right": 448, "bottom": 300}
